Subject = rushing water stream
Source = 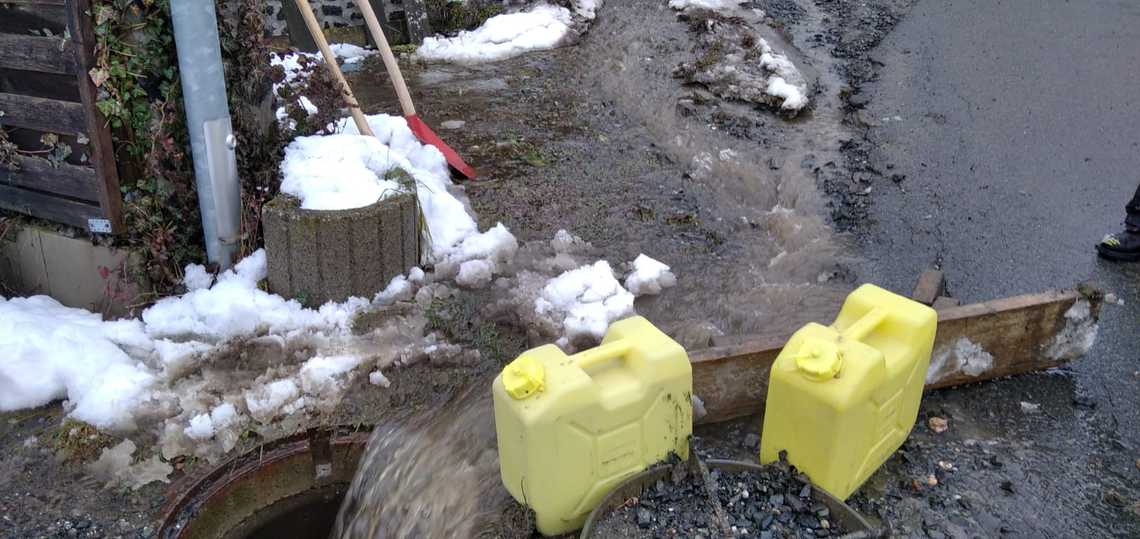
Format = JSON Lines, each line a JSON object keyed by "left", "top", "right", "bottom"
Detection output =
{"left": 332, "top": 1, "right": 853, "bottom": 536}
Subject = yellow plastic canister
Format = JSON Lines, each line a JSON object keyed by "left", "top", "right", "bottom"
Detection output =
{"left": 759, "top": 284, "right": 937, "bottom": 500}
{"left": 493, "top": 316, "right": 693, "bottom": 536}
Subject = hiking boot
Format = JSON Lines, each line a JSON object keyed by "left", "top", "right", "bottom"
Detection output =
{"left": 1097, "top": 230, "right": 1140, "bottom": 261}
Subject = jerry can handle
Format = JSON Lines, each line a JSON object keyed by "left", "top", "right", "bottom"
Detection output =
{"left": 571, "top": 339, "right": 635, "bottom": 372}
{"left": 840, "top": 307, "right": 888, "bottom": 342}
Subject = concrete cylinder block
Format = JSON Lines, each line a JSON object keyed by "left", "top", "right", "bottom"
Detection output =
{"left": 262, "top": 183, "right": 420, "bottom": 307}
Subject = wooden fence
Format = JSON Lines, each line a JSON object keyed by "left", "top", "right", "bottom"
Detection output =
{"left": 0, "top": 0, "right": 124, "bottom": 234}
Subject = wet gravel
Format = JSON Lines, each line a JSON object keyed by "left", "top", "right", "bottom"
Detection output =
{"left": 594, "top": 458, "right": 851, "bottom": 538}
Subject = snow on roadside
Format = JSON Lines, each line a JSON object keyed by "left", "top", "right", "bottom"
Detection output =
{"left": 670, "top": 1, "right": 809, "bottom": 112}
{"left": 0, "top": 295, "right": 155, "bottom": 430}
{"left": 416, "top": 4, "right": 574, "bottom": 63}
{"left": 668, "top": 0, "right": 741, "bottom": 11}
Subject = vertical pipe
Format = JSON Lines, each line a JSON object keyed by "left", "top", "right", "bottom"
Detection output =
{"left": 169, "top": 0, "right": 241, "bottom": 269}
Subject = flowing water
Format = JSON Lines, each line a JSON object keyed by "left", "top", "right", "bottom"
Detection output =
{"left": 334, "top": 1, "right": 857, "bottom": 536}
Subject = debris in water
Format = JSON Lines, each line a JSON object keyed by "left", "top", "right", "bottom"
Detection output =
{"left": 87, "top": 440, "right": 172, "bottom": 490}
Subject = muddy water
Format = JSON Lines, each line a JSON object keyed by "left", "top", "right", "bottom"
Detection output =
{"left": 330, "top": 383, "right": 516, "bottom": 538}
{"left": 335, "top": 2, "right": 859, "bottom": 536}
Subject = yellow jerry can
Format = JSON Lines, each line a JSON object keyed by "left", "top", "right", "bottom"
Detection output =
{"left": 760, "top": 284, "right": 937, "bottom": 500}
{"left": 493, "top": 316, "right": 693, "bottom": 536}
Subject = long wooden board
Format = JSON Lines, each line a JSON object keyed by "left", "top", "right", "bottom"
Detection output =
{"left": 690, "top": 289, "right": 1102, "bottom": 425}
{"left": 0, "top": 33, "right": 76, "bottom": 75}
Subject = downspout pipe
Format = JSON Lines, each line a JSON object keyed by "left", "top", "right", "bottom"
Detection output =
{"left": 169, "top": 0, "right": 241, "bottom": 270}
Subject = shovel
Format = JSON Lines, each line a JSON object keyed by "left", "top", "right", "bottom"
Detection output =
{"left": 353, "top": 0, "right": 478, "bottom": 180}
{"left": 292, "top": 0, "right": 375, "bottom": 137}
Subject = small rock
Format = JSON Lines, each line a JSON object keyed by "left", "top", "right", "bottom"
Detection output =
{"left": 743, "top": 433, "right": 760, "bottom": 450}
{"left": 925, "top": 474, "right": 938, "bottom": 487}
{"left": 440, "top": 120, "right": 466, "bottom": 130}
{"left": 1019, "top": 401, "right": 1040, "bottom": 413}
{"left": 1000, "top": 480, "right": 1015, "bottom": 494}
{"left": 1072, "top": 396, "right": 1097, "bottom": 409}
{"left": 636, "top": 507, "right": 653, "bottom": 528}
{"left": 928, "top": 416, "right": 949, "bottom": 433}
{"left": 938, "top": 460, "right": 955, "bottom": 471}
{"left": 799, "top": 484, "right": 811, "bottom": 498}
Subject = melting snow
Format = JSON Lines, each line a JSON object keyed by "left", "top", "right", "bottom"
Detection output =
{"left": 625, "top": 254, "right": 677, "bottom": 296}
{"left": 417, "top": 4, "right": 574, "bottom": 63}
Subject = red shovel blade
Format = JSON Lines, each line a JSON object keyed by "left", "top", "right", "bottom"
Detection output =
{"left": 406, "top": 114, "right": 477, "bottom": 180}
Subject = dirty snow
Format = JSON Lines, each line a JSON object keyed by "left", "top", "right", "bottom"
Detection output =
{"left": 574, "top": 0, "right": 603, "bottom": 20}
{"left": 625, "top": 254, "right": 677, "bottom": 295}
{"left": 87, "top": 440, "right": 173, "bottom": 490}
{"left": 417, "top": 4, "right": 574, "bottom": 63}
{"left": 671, "top": 11, "right": 810, "bottom": 112}
{"left": 926, "top": 336, "right": 995, "bottom": 385}
{"left": 1044, "top": 299, "right": 1099, "bottom": 360}
{"left": 668, "top": 0, "right": 741, "bottom": 12}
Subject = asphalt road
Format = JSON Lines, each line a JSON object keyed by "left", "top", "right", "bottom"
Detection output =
{"left": 854, "top": 0, "right": 1140, "bottom": 535}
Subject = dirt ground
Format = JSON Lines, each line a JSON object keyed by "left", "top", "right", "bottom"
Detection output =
{"left": 2, "top": 0, "right": 1137, "bottom": 537}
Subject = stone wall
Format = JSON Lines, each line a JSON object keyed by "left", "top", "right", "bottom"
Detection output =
{"left": 262, "top": 0, "right": 378, "bottom": 36}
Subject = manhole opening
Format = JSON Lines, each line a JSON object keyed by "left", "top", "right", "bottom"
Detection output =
{"left": 228, "top": 483, "right": 347, "bottom": 539}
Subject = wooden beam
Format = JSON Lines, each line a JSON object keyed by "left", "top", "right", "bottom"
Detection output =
{"left": 67, "top": 0, "right": 124, "bottom": 234}
{"left": 0, "top": 33, "right": 76, "bottom": 75}
{"left": 0, "top": 92, "right": 88, "bottom": 135}
{"left": 691, "top": 289, "right": 1102, "bottom": 425}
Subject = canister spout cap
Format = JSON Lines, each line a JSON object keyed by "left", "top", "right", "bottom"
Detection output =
{"left": 503, "top": 355, "right": 546, "bottom": 399}
{"left": 794, "top": 337, "right": 842, "bottom": 380}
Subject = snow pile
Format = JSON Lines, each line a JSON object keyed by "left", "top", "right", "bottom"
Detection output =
{"left": 668, "top": 0, "right": 741, "bottom": 12}
{"left": 757, "top": 43, "right": 809, "bottom": 111}
{"left": 322, "top": 114, "right": 520, "bottom": 273}
{"left": 143, "top": 250, "right": 369, "bottom": 342}
{"left": 0, "top": 295, "right": 156, "bottom": 430}
{"left": 625, "top": 254, "right": 677, "bottom": 295}
{"left": 575, "top": 0, "right": 602, "bottom": 20}
{"left": 280, "top": 131, "right": 410, "bottom": 210}
{"left": 534, "top": 261, "right": 635, "bottom": 347}
{"left": 417, "top": 4, "right": 574, "bottom": 63}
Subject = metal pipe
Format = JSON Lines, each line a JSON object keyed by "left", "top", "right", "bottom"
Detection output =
{"left": 169, "top": 0, "right": 241, "bottom": 269}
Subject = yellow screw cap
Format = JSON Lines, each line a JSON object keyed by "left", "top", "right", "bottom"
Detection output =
{"left": 794, "top": 338, "right": 842, "bottom": 380}
{"left": 503, "top": 355, "right": 545, "bottom": 399}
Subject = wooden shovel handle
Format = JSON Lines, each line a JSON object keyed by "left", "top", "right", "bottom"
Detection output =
{"left": 353, "top": 0, "right": 417, "bottom": 117}
{"left": 291, "top": 0, "right": 375, "bottom": 136}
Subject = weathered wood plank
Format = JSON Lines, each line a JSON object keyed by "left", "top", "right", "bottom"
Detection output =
{"left": 0, "top": 92, "right": 88, "bottom": 135}
{"left": 691, "top": 289, "right": 1102, "bottom": 425}
{"left": 0, "top": 155, "right": 100, "bottom": 202}
{"left": 67, "top": 0, "right": 124, "bottom": 233}
{"left": 0, "top": 33, "right": 76, "bottom": 74}
{"left": 1, "top": 0, "right": 68, "bottom": 5}
{"left": 0, "top": 183, "right": 105, "bottom": 230}
{"left": 0, "top": 4, "right": 70, "bottom": 35}
{"left": 0, "top": 68, "right": 81, "bottom": 102}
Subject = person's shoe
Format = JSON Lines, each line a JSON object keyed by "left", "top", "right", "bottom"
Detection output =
{"left": 1097, "top": 230, "right": 1140, "bottom": 261}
